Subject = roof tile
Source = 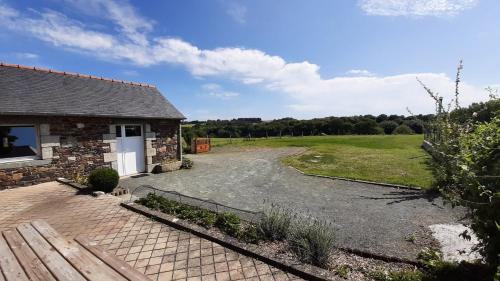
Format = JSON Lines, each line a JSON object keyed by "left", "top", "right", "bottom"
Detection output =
{"left": 0, "top": 64, "right": 185, "bottom": 119}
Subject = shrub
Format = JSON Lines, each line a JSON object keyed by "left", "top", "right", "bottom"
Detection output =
{"left": 181, "top": 157, "right": 193, "bottom": 169}
{"left": 258, "top": 204, "right": 293, "bottom": 241}
{"left": 215, "top": 212, "right": 241, "bottom": 236}
{"left": 289, "top": 219, "right": 335, "bottom": 268}
{"left": 238, "top": 224, "right": 262, "bottom": 244}
{"left": 418, "top": 62, "right": 499, "bottom": 272}
{"left": 197, "top": 209, "right": 217, "bottom": 228}
{"left": 88, "top": 168, "right": 119, "bottom": 192}
{"left": 417, "top": 248, "right": 495, "bottom": 281}
{"left": 379, "top": 120, "right": 399, "bottom": 134}
{"left": 393, "top": 124, "right": 414, "bottom": 134}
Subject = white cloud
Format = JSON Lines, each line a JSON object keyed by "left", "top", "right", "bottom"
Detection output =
{"left": 0, "top": 1, "right": 491, "bottom": 118}
{"left": 359, "top": 0, "right": 478, "bottom": 16}
{"left": 226, "top": 2, "right": 247, "bottom": 24}
{"left": 64, "top": 0, "right": 154, "bottom": 45}
{"left": 122, "top": 69, "right": 139, "bottom": 76}
{"left": 14, "top": 52, "right": 39, "bottom": 59}
{"left": 346, "top": 69, "right": 375, "bottom": 77}
{"left": 202, "top": 83, "right": 240, "bottom": 100}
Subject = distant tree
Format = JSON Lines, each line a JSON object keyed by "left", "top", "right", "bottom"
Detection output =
{"left": 393, "top": 124, "right": 413, "bottom": 134}
{"left": 376, "top": 114, "right": 388, "bottom": 123}
{"left": 354, "top": 119, "right": 381, "bottom": 135}
{"left": 403, "top": 119, "right": 424, "bottom": 134}
{"left": 388, "top": 114, "right": 403, "bottom": 124}
{"left": 379, "top": 120, "right": 399, "bottom": 134}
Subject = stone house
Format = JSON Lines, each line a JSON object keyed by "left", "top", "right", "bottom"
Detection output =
{"left": 0, "top": 63, "right": 185, "bottom": 189}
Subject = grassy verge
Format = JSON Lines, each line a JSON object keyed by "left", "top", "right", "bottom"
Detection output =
{"left": 211, "top": 135, "right": 434, "bottom": 189}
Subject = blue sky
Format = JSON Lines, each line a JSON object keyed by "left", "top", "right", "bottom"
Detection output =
{"left": 1, "top": 0, "right": 498, "bottom": 120}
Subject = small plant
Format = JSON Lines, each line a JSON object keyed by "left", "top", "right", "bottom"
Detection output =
{"left": 370, "top": 269, "right": 424, "bottom": 281}
{"left": 416, "top": 247, "right": 495, "bottom": 281}
{"left": 417, "top": 248, "right": 442, "bottom": 268}
{"left": 258, "top": 204, "right": 293, "bottom": 241}
{"left": 215, "top": 212, "right": 241, "bottom": 236}
{"left": 405, "top": 233, "right": 417, "bottom": 244}
{"left": 336, "top": 265, "right": 350, "bottom": 279}
{"left": 136, "top": 194, "right": 243, "bottom": 236}
{"left": 238, "top": 224, "right": 262, "bottom": 244}
{"left": 88, "top": 168, "right": 119, "bottom": 192}
{"left": 197, "top": 209, "right": 217, "bottom": 228}
{"left": 73, "top": 171, "right": 88, "bottom": 185}
{"left": 288, "top": 219, "right": 335, "bottom": 268}
{"left": 181, "top": 157, "right": 193, "bottom": 169}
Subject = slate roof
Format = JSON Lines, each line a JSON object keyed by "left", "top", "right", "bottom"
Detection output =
{"left": 0, "top": 63, "right": 185, "bottom": 119}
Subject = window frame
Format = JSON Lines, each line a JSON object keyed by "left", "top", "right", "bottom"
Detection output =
{"left": 0, "top": 124, "right": 41, "bottom": 164}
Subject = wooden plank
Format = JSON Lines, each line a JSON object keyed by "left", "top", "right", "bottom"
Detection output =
{"left": 16, "top": 223, "right": 86, "bottom": 281}
{"left": 75, "top": 236, "right": 152, "bottom": 281}
{"left": 31, "top": 220, "right": 127, "bottom": 281}
{"left": 3, "top": 230, "right": 56, "bottom": 281}
{"left": 0, "top": 234, "right": 29, "bottom": 281}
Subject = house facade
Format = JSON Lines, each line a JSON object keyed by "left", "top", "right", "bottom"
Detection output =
{"left": 0, "top": 63, "right": 185, "bottom": 189}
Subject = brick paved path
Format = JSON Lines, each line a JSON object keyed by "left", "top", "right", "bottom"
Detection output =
{"left": 0, "top": 182, "right": 302, "bottom": 281}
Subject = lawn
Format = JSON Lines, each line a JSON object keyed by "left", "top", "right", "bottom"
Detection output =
{"left": 211, "top": 135, "right": 434, "bottom": 189}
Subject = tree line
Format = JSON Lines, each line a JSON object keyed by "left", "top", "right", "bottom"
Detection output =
{"left": 183, "top": 114, "right": 434, "bottom": 140}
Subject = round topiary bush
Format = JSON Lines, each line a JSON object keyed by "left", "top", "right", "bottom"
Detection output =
{"left": 88, "top": 168, "right": 119, "bottom": 193}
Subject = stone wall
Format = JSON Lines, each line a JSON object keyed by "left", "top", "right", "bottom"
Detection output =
{"left": 0, "top": 116, "right": 180, "bottom": 189}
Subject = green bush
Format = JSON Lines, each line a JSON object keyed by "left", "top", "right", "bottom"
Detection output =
{"left": 379, "top": 120, "right": 399, "bottom": 134}
{"left": 136, "top": 193, "right": 217, "bottom": 228}
{"left": 289, "top": 219, "right": 335, "bottom": 268}
{"left": 419, "top": 64, "right": 499, "bottom": 272}
{"left": 258, "top": 204, "right": 293, "bottom": 241}
{"left": 215, "top": 212, "right": 241, "bottom": 236}
{"left": 393, "top": 124, "right": 414, "bottom": 134}
{"left": 197, "top": 209, "right": 217, "bottom": 228}
{"left": 88, "top": 168, "right": 119, "bottom": 192}
{"left": 137, "top": 194, "right": 244, "bottom": 236}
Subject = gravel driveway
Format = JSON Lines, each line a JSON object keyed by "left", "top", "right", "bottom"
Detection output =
{"left": 120, "top": 147, "right": 465, "bottom": 261}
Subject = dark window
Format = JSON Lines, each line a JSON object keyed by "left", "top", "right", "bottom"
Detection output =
{"left": 125, "top": 125, "right": 142, "bottom": 137}
{"left": 0, "top": 126, "right": 38, "bottom": 159}
{"left": 115, "top": 126, "right": 122, "bottom": 137}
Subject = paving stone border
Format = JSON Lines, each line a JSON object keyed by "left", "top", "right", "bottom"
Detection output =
{"left": 121, "top": 202, "right": 338, "bottom": 281}
{"left": 56, "top": 177, "right": 87, "bottom": 190}
{"left": 56, "top": 177, "right": 129, "bottom": 196}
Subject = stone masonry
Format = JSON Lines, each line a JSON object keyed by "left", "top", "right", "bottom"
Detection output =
{"left": 0, "top": 116, "right": 180, "bottom": 189}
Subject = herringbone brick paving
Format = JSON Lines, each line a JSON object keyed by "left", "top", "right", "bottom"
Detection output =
{"left": 0, "top": 182, "right": 302, "bottom": 281}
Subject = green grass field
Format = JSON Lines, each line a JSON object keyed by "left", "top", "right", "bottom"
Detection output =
{"left": 211, "top": 135, "right": 434, "bottom": 189}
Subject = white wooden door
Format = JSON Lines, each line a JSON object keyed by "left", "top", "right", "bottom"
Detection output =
{"left": 116, "top": 125, "right": 145, "bottom": 176}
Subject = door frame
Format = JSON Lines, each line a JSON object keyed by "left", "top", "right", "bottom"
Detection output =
{"left": 115, "top": 123, "right": 146, "bottom": 176}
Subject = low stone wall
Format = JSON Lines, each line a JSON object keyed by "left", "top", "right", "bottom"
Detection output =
{"left": 0, "top": 116, "right": 180, "bottom": 189}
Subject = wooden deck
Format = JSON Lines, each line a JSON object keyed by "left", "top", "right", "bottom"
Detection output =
{"left": 0, "top": 220, "right": 151, "bottom": 281}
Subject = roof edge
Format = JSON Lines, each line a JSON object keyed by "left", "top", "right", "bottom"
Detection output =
{"left": 0, "top": 62, "right": 156, "bottom": 89}
{"left": 0, "top": 111, "right": 186, "bottom": 120}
